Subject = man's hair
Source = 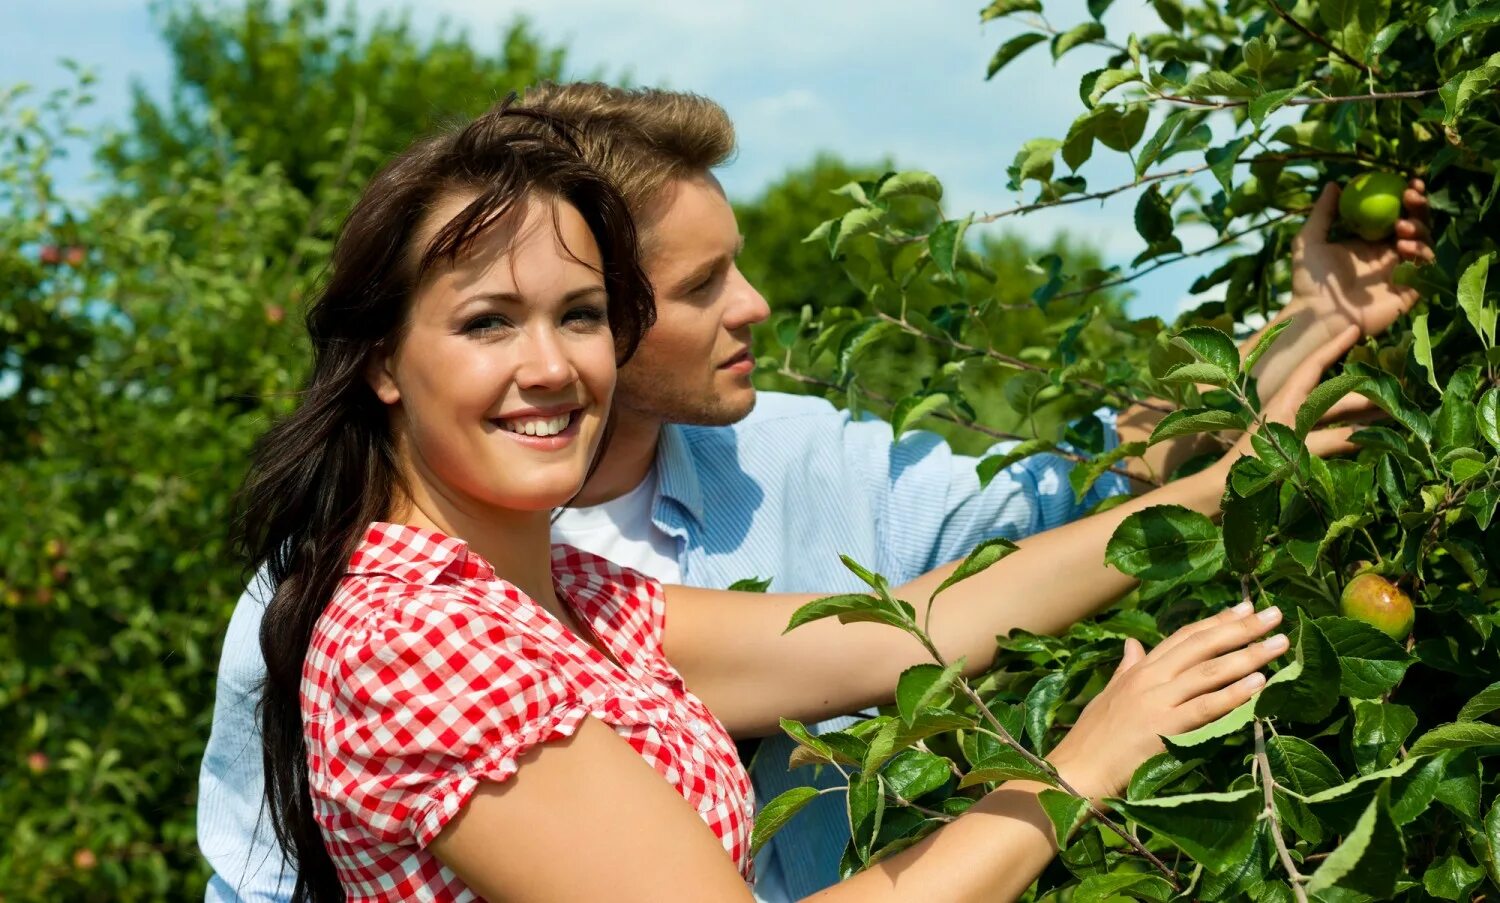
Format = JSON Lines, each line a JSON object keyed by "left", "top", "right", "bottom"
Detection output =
{"left": 519, "top": 82, "right": 735, "bottom": 216}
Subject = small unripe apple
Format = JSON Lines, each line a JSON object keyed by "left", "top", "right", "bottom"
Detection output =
{"left": 72, "top": 848, "right": 97, "bottom": 870}
{"left": 26, "top": 752, "right": 49, "bottom": 774}
{"left": 38, "top": 244, "right": 61, "bottom": 266}
{"left": 1340, "top": 573, "right": 1415, "bottom": 641}
{"left": 51, "top": 563, "right": 70, "bottom": 584}
{"left": 265, "top": 304, "right": 286, "bottom": 325}
{"left": 44, "top": 538, "right": 65, "bottom": 559}
{"left": 34, "top": 586, "right": 53, "bottom": 606}
{"left": 1339, "top": 171, "right": 1407, "bottom": 241}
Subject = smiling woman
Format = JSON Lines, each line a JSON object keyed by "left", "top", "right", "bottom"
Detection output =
{"left": 232, "top": 98, "right": 656, "bottom": 902}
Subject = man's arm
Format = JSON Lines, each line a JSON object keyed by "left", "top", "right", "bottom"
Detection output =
{"left": 666, "top": 329, "right": 1358, "bottom": 737}
{"left": 1117, "top": 179, "right": 1432, "bottom": 481}
{"left": 196, "top": 571, "right": 294, "bottom": 903}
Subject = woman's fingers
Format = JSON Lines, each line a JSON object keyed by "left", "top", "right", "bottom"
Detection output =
{"left": 1174, "top": 671, "right": 1270, "bottom": 731}
{"left": 1168, "top": 632, "right": 1289, "bottom": 703}
{"left": 1146, "top": 602, "right": 1253, "bottom": 660}
{"left": 1150, "top": 606, "right": 1283, "bottom": 679}
{"left": 1306, "top": 425, "right": 1360, "bottom": 458}
{"left": 1319, "top": 393, "right": 1378, "bottom": 422}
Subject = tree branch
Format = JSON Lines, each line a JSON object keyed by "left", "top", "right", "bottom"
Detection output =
{"left": 1155, "top": 87, "right": 1439, "bottom": 111}
{"left": 1255, "top": 718, "right": 1310, "bottom": 903}
{"left": 1265, "top": 0, "right": 1381, "bottom": 77}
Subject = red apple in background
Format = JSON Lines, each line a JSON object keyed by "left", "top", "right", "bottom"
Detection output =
{"left": 72, "top": 849, "right": 97, "bottom": 870}
{"left": 265, "top": 304, "right": 286, "bottom": 325}
{"left": 38, "top": 245, "right": 61, "bottom": 266}
{"left": 27, "top": 752, "right": 49, "bottom": 774}
{"left": 64, "top": 245, "right": 86, "bottom": 267}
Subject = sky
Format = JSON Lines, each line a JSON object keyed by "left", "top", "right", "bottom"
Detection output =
{"left": 0, "top": 0, "right": 1257, "bottom": 319}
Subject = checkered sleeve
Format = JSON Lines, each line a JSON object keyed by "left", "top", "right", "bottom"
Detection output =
{"left": 317, "top": 591, "right": 587, "bottom": 851}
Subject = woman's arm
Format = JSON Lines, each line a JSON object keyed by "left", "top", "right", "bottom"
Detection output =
{"left": 430, "top": 606, "right": 1287, "bottom": 901}
{"left": 667, "top": 328, "right": 1358, "bottom": 737}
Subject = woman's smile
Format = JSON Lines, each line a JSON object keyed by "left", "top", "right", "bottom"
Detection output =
{"left": 490, "top": 405, "right": 586, "bottom": 450}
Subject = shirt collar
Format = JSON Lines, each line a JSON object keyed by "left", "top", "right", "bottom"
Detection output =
{"left": 346, "top": 522, "right": 497, "bottom": 584}
{"left": 653, "top": 423, "right": 704, "bottom": 526}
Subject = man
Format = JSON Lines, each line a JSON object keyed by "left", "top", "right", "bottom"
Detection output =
{"left": 197, "top": 82, "right": 1432, "bottom": 902}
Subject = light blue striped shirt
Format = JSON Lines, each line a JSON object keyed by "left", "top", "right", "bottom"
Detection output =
{"left": 196, "top": 391, "right": 1126, "bottom": 903}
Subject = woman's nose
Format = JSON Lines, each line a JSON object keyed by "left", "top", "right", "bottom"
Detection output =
{"left": 514, "top": 327, "right": 576, "bottom": 390}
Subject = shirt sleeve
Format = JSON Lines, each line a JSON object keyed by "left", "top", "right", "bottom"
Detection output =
{"left": 313, "top": 593, "right": 588, "bottom": 851}
{"left": 844, "top": 407, "right": 1131, "bottom": 579}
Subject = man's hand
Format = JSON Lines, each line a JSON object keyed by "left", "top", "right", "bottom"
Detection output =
{"left": 1287, "top": 178, "right": 1434, "bottom": 345}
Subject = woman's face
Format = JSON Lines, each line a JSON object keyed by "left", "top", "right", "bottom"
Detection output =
{"left": 370, "top": 193, "right": 617, "bottom": 514}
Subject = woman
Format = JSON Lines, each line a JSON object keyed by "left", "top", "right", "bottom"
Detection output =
{"left": 239, "top": 101, "right": 1357, "bottom": 902}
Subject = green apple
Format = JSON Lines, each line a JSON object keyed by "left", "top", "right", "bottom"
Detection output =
{"left": 1339, "top": 171, "right": 1407, "bottom": 241}
{"left": 1339, "top": 573, "right": 1415, "bottom": 641}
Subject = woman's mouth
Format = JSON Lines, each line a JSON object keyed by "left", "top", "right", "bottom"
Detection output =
{"left": 491, "top": 409, "right": 582, "bottom": 449}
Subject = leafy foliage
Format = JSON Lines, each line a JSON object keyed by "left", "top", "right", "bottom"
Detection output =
{"left": 753, "top": 0, "right": 1500, "bottom": 898}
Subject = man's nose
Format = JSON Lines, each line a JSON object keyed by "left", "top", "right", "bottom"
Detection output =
{"left": 722, "top": 265, "right": 771, "bottom": 331}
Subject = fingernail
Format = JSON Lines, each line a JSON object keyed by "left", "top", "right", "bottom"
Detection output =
{"left": 1257, "top": 606, "right": 1282, "bottom": 624}
{"left": 1242, "top": 672, "right": 1267, "bottom": 689}
{"left": 1231, "top": 601, "right": 1254, "bottom": 616}
{"left": 1262, "top": 634, "right": 1289, "bottom": 653}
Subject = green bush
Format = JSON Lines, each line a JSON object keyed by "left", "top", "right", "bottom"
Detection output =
{"left": 753, "top": 0, "right": 1500, "bottom": 899}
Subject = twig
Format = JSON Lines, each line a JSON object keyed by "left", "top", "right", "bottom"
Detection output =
{"left": 1154, "top": 87, "right": 1439, "bottom": 111}
{"left": 1048, "top": 209, "right": 1302, "bottom": 304}
{"left": 1255, "top": 718, "right": 1310, "bottom": 903}
{"left": 1265, "top": 0, "right": 1381, "bottom": 77}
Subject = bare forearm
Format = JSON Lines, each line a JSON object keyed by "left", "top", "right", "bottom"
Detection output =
{"left": 901, "top": 467, "right": 1223, "bottom": 676}
{"left": 807, "top": 781, "right": 1056, "bottom": 902}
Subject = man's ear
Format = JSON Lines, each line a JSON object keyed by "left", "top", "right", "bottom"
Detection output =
{"left": 366, "top": 344, "right": 400, "bottom": 405}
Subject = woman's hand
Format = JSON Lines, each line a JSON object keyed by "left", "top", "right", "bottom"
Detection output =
{"left": 1046, "top": 602, "right": 1288, "bottom": 800}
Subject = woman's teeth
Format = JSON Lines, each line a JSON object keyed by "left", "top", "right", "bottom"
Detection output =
{"left": 497, "top": 413, "right": 572, "bottom": 437}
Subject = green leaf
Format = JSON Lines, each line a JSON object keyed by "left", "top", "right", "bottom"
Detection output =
{"left": 1255, "top": 613, "right": 1340, "bottom": 723}
{"left": 1223, "top": 481, "right": 1277, "bottom": 575}
{"left": 1088, "top": 69, "right": 1142, "bottom": 107}
{"left": 832, "top": 206, "right": 886, "bottom": 254}
{"left": 1482, "top": 796, "right": 1500, "bottom": 889}
{"left": 1409, "top": 721, "right": 1500, "bottom": 755}
{"left": 1073, "top": 872, "right": 1174, "bottom": 903}
{"left": 1134, "top": 183, "right": 1176, "bottom": 244}
{"left": 1351, "top": 700, "right": 1417, "bottom": 774}
{"left": 784, "top": 593, "right": 912, "bottom": 633}
{"left": 1062, "top": 111, "right": 1097, "bottom": 171}
{"left": 1316, "top": 616, "right": 1412, "bottom": 699}
{"left": 1037, "top": 789, "right": 1092, "bottom": 845}
{"left": 1316, "top": 0, "right": 1390, "bottom": 63}
{"left": 848, "top": 772, "right": 885, "bottom": 863}
{"left": 977, "top": 439, "right": 1056, "bottom": 488}
{"left": 779, "top": 718, "right": 852, "bottom": 766}
{"left": 876, "top": 170, "right": 943, "bottom": 203}
{"left": 1110, "top": 789, "right": 1261, "bottom": 873}
{"left": 1440, "top": 52, "right": 1500, "bottom": 125}
{"left": 895, "top": 663, "right": 956, "bottom": 725}
{"left": 980, "top": 0, "right": 1043, "bottom": 20}
{"left": 1206, "top": 136, "right": 1253, "bottom": 193}
{"left": 1307, "top": 783, "right": 1405, "bottom": 899}
{"left": 986, "top": 32, "right": 1049, "bottom": 79}
{"left": 1423, "top": 854, "right": 1486, "bottom": 901}
{"left": 1091, "top": 104, "right": 1149, "bottom": 152}
{"left": 882, "top": 749, "right": 953, "bottom": 801}
{"left": 1412, "top": 310, "right": 1441, "bottom": 392}
{"left": 1458, "top": 681, "right": 1500, "bottom": 722}
{"left": 930, "top": 537, "right": 1020, "bottom": 603}
{"left": 1478, "top": 388, "right": 1500, "bottom": 451}
{"left": 1242, "top": 319, "right": 1291, "bottom": 374}
{"left": 1053, "top": 21, "right": 1106, "bottom": 59}
{"left": 927, "top": 214, "right": 972, "bottom": 278}
{"left": 1179, "top": 69, "right": 1257, "bottom": 99}
{"left": 959, "top": 746, "right": 1057, "bottom": 787}
{"left": 1147, "top": 408, "right": 1247, "bottom": 445}
{"left": 750, "top": 786, "right": 820, "bottom": 857}
{"left": 1170, "top": 325, "right": 1239, "bottom": 382}
{"left": 1069, "top": 441, "right": 1146, "bottom": 502}
{"left": 1166, "top": 697, "right": 1255, "bottom": 749}
{"left": 1294, "top": 371, "right": 1368, "bottom": 437}
{"left": 1248, "top": 81, "right": 1312, "bottom": 128}
{"left": 891, "top": 392, "right": 950, "bottom": 436}
{"left": 1135, "top": 108, "right": 1187, "bottom": 177}
{"left": 1347, "top": 363, "right": 1432, "bottom": 445}
{"left": 728, "top": 576, "right": 772, "bottom": 592}
{"left": 1459, "top": 253, "right": 1496, "bottom": 348}
{"left": 1435, "top": 7, "right": 1500, "bottom": 48}
{"left": 1105, "top": 504, "right": 1224, "bottom": 581}
{"left": 1312, "top": 513, "right": 1369, "bottom": 572}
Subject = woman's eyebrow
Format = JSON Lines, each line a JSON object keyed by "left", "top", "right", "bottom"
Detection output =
{"left": 459, "top": 285, "right": 606, "bottom": 309}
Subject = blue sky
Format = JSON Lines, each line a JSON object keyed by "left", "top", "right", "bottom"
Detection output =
{"left": 0, "top": 0, "right": 1254, "bottom": 319}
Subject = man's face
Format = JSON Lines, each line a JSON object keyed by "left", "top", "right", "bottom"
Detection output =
{"left": 616, "top": 172, "right": 771, "bottom": 426}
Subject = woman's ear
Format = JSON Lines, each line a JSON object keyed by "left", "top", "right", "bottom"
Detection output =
{"left": 366, "top": 345, "right": 400, "bottom": 405}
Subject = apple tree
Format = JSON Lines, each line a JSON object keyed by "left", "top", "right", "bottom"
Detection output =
{"left": 754, "top": 0, "right": 1500, "bottom": 899}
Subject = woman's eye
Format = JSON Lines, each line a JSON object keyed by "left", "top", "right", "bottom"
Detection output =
{"left": 564, "top": 306, "right": 607, "bottom": 327}
{"left": 463, "top": 315, "right": 511, "bottom": 335}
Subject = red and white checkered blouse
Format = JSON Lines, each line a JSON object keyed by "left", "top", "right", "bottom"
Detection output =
{"left": 301, "top": 522, "right": 755, "bottom": 902}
